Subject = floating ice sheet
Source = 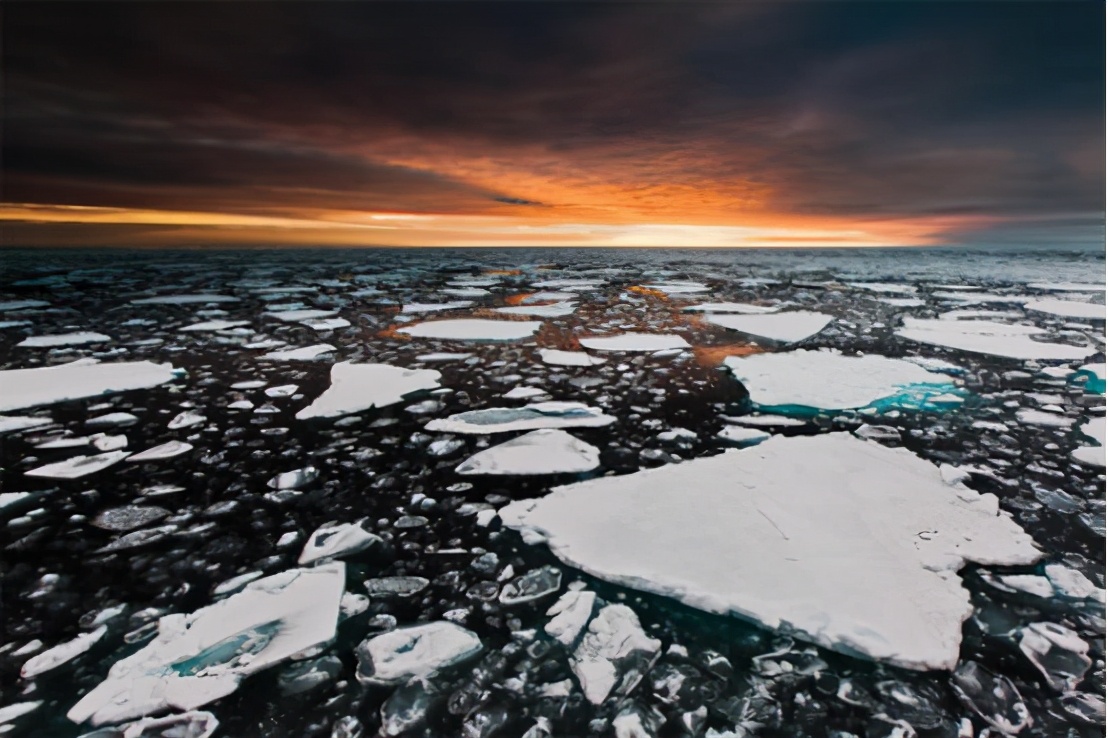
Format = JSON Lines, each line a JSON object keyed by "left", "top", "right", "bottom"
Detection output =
{"left": 1028, "top": 282, "right": 1106, "bottom": 293}
{"left": 398, "top": 319, "right": 541, "bottom": 342}
{"left": 127, "top": 441, "right": 193, "bottom": 462}
{"left": 896, "top": 318, "right": 1096, "bottom": 360}
{"left": 570, "top": 604, "right": 661, "bottom": 705}
{"left": 0, "top": 299, "right": 50, "bottom": 311}
{"left": 496, "top": 301, "right": 577, "bottom": 317}
{"left": 500, "top": 433, "right": 1040, "bottom": 671}
{"left": 684, "top": 302, "right": 779, "bottom": 314}
{"left": 0, "top": 360, "right": 179, "bottom": 412}
{"left": 25, "top": 451, "right": 130, "bottom": 479}
{"left": 1024, "top": 299, "right": 1105, "bottom": 320}
{"left": 1072, "top": 416, "right": 1105, "bottom": 467}
{"left": 0, "top": 415, "right": 53, "bottom": 434}
{"left": 705, "top": 311, "right": 833, "bottom": 344}
{"left": 260, "top": 344, "right": 336, "bottom": 361}
{"left": 68, "top": 563, "right": 345, "bottom": 726}
{"left": 296, "top": 362, "right": 442, "bottom": 419}
{"left": 456, "top": 429, "right": 600, "bottom": 475}
{"left": 427, "top": 402, "right": 614, "bottom": 434}
{"left": 578, "top": 334, "right": 690, "bottom": 352}
{"left": 723, "top": 349, "right": 958, "bottom": 413}
{"left": 355, "top": 622, "right": 483, "bottom": 686}
{"left": 538, "top": 349, "right": 606, "bottom": 367}
{"left": 401, "top": 302, "right": 474, "bottom": 314}
{"left": 17, "top": 332, "right": 111, "bottom": 348}
{"left": 179, "top": 320, "right": 250, "bottom": 332}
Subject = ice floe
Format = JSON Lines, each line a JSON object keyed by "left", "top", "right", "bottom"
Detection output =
{"left": 847, "top": 282, "right": 918, "bottom": 295}
{"left": 1024, "top": 299, "right": 1105, "bottom": 320}
{"left": 1028, "top": 282, "right": 1106, "bottom": 292}
{"left": 716, "top": 426, "right": 770, "bottom": 446}
{"left": 704, "top": 311, "right": 834, "bottom": 344}
{"left": 299, "top": 520, "right": 382, "bottom": 565}
{"left": 0, "top": 360, "right": 179, "bottom": 412}
{"left": 260, "top": 344, "right": 336, "bottom": 361}
{"left": 398, "top": 319, "right": 542, "bottom": 341}
{"left": 642, "top": 281, "right": 709, "bottom": 294}
{"left": 456, "top": 429, "right": 600, "bottom": 475}
{"left": 500, "top": 433, "right": 1040, "bottom": 670}
{"left": 67, "top": 564, "right": 345, "bottom": 726}
{"left": 25, "top": 451, "right": 130, "bottom": 479}
{"left": 950, "top": 661, "right": 1032, "bottom": 734}
{"left": 0, "top": 415, "right": 53, "bottom": 434}
{"left": 126, "top": 441, "right": 194, "bottom": 462}
{"left": 131, "top": 294, "right": 238, "bottom": 305}
{"left": 538, "top": 348, "right": 606, "bottom": 367}
{"left": 179, "top": 320, "right": 250, "bottom": 332}
{"left": 895, "top": 318, "right": 1096, "bottom": 360}
{"left": 496, "top": 301, "right": 577, "bottom": 317}
{"left": 1018, "top": 622, "right": 1091, "bottom": 692}
{"left": 296, "top": 362, "right": 442, "bottom": 420}
{"left": 684, "top": 302, "right": 779, "bottom": 314}
{"left": 578, "top": 334, "right": 690, "bottom": 352}
{"left": 1072, "top": 416, "right": 1105, "bottom": 466}
{"left": 21, "top": 625, "right": 108, "bottom": 679}
{"left": 401, "top": 301, "right": 473, "bottom": 314}
{"left": 0, "top": 299, "right": 50, "bottom": 311}
{"left": 355, "top": 622, "right": 483, "bottom": 685}
{"left": 569, "top": 604, "right": 661, "bottom": 705}
{"left": 17, "top": 332, "right": 111, "bottom": 348}
{"left": 426, "top": 402, "right": 614, "bottom": 434}
{"left": 723, "top": 349, "right": 958, "bottom": 413}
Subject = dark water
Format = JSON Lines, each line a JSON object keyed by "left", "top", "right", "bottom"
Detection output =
{"left": 0, "top": 247, "right": 1103, "bottom": 738}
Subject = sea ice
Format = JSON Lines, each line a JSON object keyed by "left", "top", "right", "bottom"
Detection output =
{"left": 131, "top": 294, "right": 238, "bottom": 305}
{"left": 296, "top": 362, "right": 442, "bottom": 420}
{"left": 895, "top": 318, "right": 1095, "bottom": 360}
{"left": 0, "top": 360, "right": 179, "bottom": 412}
{"left": 398, "top": 319, "right": 542, "bottom": 341}
{"left": 298, "top": 521, "right": 383, "bottom": 565}
{"left": 1018, "top": 622, "right": 1091, "bottom": 692}
{"left": 538, "top": 349, "right": 606, "bottom": 367}
{"left": 847, "top": 282, "right": 918, "bottom": 295}
{"left": 496, "top": 301, "right": 577, "bottom": 317}
{"left": 17, "top": 331, "right": 111, "bottom": 348}
{"left": 499, "top": 566, "right": 562, "bottom": 605}
{"left": 0, "top": 299, "right": 50, "bottom": 311}
{"left": 578, "top": 334, "right": 690, "bottom": 352}
{"left": 355, "top": 623, "right": 483, "bottom": 686}
{"left": 264, "top": 308, "right": 338, "bottom": 322}
{"left": 705, "top": 311, "right": 834, "bottom": 344}
{"left": 260, "top": 344, "right": 336, "bottom": 361}
{"left": 723, "top": 349, "right": 957, "bottom": 413}
{"left": 950, "top": 661, "right": 1032, "bottom": 734}
{"left": 716, "top": 426, "right": 770, "bottom": 446}
{"left": 1024, "top": 299, "right": 1105, "bottom": 320}
{"left": 684, "top": 302, "right": 779, "bottom": 314}
{"left": 499, "top": 433, "right": 1040, "bottom": 670}
{"left": 67, "top": 564, "right": 346, "bottom": 726}
{"left": 179, "top": 320, "right": 250, "bottom": 332}
{"left": 126, "top": 441, "right": 193, "bottom": 462}
{"left": 0, "top": 415, "right": 53, "bottom": 434}
{"left": 570, "top": 604, "right": 661, "bottom": 705}
{"left": 455, "top": 429, "right": 600, "bottom": 475}
{"left": 426, "top": 402, "right": 614, "bottom": 434}
{"left": 21, "top": 625, "right": 108, "bottom": 679}
{"left": 168, "top": 411, "right": 206, "bottom": 429}
{"left": 642, "top": 281, "right": 709, "bottom": 294}
{"left": 545, "top": 591, "right": 597, "bottom": 646}
{"left": 1072, "top": 416, "right": 1105, "bottom": 466}
{"left": 401, "top": 301, "right": 474, "bottom": 314}
{"left": 503, "top": 386, "right": 550, "bottom": 400}
{"left": 1028, "top": 282, "right": 1106, "bottom": 292}
{"left": 25, "top": 451, "right": 130, "bottom": 479}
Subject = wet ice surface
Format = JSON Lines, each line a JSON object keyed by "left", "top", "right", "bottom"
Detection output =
{"left": 0, "top": 246, "right": 1103, "bottom": 738}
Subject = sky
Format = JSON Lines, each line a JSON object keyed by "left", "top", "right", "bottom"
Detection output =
{"left": 1, "top": 1, "right": 1104, "bottom": 249}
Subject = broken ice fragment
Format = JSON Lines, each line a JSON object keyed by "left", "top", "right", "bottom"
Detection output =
{"left": 17, "top": 331, "right": 112, "bottom": 348}
{"left": 26, "top": 451, "right": 130, "bottom": 479}
{"left": 168, "top": 411, "right": 206, "bottom": 430}
{"left": 545, "top": 590, "right": 596, "bottom": 645}
{"left": 67, "top": 563, "right": 345, "bottom": 726}
{"left": 296, "top": 362, "right": 442, "bottom": 420}
{"left": 131, "top": 294, "right": 238, "bottom": 305}
{"left": 92, "top": 506, "right": 171, "bottom": 532}
{"left": 495, "top": 301, "right": 577, "bottom": 317}
{"left": 427, "top": 402, "right": 614, "bottom": 434}
{"left": 705, "top": 311, "right": 833, "bottom": 344}
{"left": 86, "top": 412, "right": 140, "bottom": 428}
{"left": 127, "top": 441, "right": 193, "bottom": 462}
{"left": 299, "top": 520, "right": 383, "bottom": 565}
{"left": 398, "top": 319, "right": 541, "bottom": 341}
{"left": 179, "top": 320, "right": 250, "bottom": 332}
{"left": 499, "top": 566, "right": 562, "bottom": 605}
{"left": 355, "top": 622, "right": 483, "bottom": 685}
{"left": 260, "top": 344, "right": 336, "bottom": 361}
{"left": 21, "top": 625, "right": 108, "bottom": 678}
{"left": 579, "top": 334, "right": 690, "bottom": 352}
{"left": 538, "top": 348, "right": 606, "bottom": 367}
{"left": 1024, "top": 298, "right": 1105, "bottom": 320}
{"left": 267, "top": 467, "right": 319, "bottom": 490}
{"left": 0, "top": 415, "right": 53, "bottom": 434}
{"left": 570, "top": 604, "right": 661, "bottom": 705}
{"left": 499, "top": 433, "right": 1039, "bottom": 671}
{"left": 716, "top": 426, "right": 770, "bottom": 446}
{"left": 950, "top": 661, "right": 1032, "bottom": 734}
{"left": 684, "top": 302, "right": 779, "bottom": 314}
{"left": 456, "top": 430, "right": 600, "bottom": 475}
{"left": 365, "top": 577, "right": 430, "bottom": 598}
{"left": 1017, "top": 622, "right": 1091, "bottom": 692}
{"left": 0, "top": 360, "right": 179, "bottom": 412}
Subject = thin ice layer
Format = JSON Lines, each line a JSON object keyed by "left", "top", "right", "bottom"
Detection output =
{"left": 723, "top": 349, "right": 956, "bottom": 412}
{"left": 0, "top": 360, "right": 179, "bottom": 412}
{"left": 499, "top": 433, "right": 1040, "bottom": 671}
{"left": 297, "top": 362, "right": 442, "bottom": 419}
{"left": 68, "top": 563, "right": 345, "bottom": 726}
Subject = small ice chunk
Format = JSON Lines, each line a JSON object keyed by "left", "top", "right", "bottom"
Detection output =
{"left": 705, "top": 311, "right": 834, "bottom": 344}
{"left": 579, "top": 334, "right": 690, "bottom": 352}
{"left": 1018, "top": 622, "right": 1091, "bottom": 692}
{"left": 265, "top": 308, "right": 337, "bottom": 322}
{"left": 684, "top": 302, "right": 778, "bottom": 314}
{"left": 298, "top": 520, "right": 382, "bottom": 565}
{"left": 268, "top": 467, "right": 319, "bottom": 490}
{"left": 1015, "top": 409, "right": 1073, "bottom": 428}
{"left": 365, "top": 577, "right": 430, "bottom": 598}
{"left": 415, "top": 352, "right": 473, "bottom": 362}
{"left": 496, "top": 301, "right": 577, "bottom": 317}
{"left": 67, "top": 564, "right": 346, "bottom": 726}
{"left": 86, "top": 412, "right": 139, "bottom": 428}
{"left": 17, "top": 331, "right": 112, "bottom": 348}
{"left": 296, "top": 362, "right": 441, "bottom": 420}
{"left": 0, "top": 299, "right": 50, "bottom": 310}
{"left": 538, "top": 349, "right": 606, "bottom": 367}
{"left": 265, "top": 384, "right": 299, "bottom": 398}
{"left": 92, "top": 506, "right": 170, "bottom": 532}
{"left": 0, "top": 360, "right": 179, "bottom": 412}
{"left": 113, "top": 711, "right": 219, "bottom": 738}
{"left": 261, "top": 344, "right": 336, "bottom": 361}
{"left": 545, "top": 590, "right": 596, "bottom": 645}
{"left": 427, "top": 402, "right": 614, "bottom": 434}
{"left": 401, "top": 301, "right": 474, "bottom": 314}
{"left": 25, "top": 451, "right": 130, "bottom": 479}
{"left": 168, "top": 410, "right": 206, "bottom": 429}
{"left": 398, "top": 319, "right": 541, "bottom": 341}
{"left": 503, "top": 386, "right": 549, "bottom": 400}
{"left": 21, "top": 625, "right": 108, "bottom": 678}
{"left": 722, "top": 414, "right": 807, "bottom": 428}
{"left": 499, "top": 566, "right": 562, "bottom": 605}
{"left": 570, "top": 604, "right": 661, "bottom": 705}
{"left": 179, "top": 320, "right": 250, "bottom": 332}
{"left": 456, "top": 429, "right": 600, "bottom": 475}
{"left": 355, "top": 622, "right": 483, "bottom": 685}
{"left": 1044, "top": 564, "right": 1106, "bottom": 602}
{"left": 126, "top": 441, "right": 193, "bottom": 462}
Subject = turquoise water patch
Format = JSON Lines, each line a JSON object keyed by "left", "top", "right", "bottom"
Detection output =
{"left": 755, "top": 382, "right": 965, "bottom": 418}
{"left": 169, "top": 622, "right": 280, "bottom": 676}
{"left": 1071, "top": 369, "right": 1106, "bottom": 395}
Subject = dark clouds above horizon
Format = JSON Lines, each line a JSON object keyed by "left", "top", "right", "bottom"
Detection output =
{"left": 2, "top": 1, "right": 1104, "bottom": 247}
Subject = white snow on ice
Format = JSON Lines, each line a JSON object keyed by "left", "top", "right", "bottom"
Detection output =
{"left": 296, "top": 362, "right": 442, "bottom": 419}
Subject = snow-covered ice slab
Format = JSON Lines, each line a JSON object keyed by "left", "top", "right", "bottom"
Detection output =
{"left": 538, "top": 349, "right": 606, "bottom": 367}
{"left": 684, "top": 302, "right": 778, "bottom": 314}
{"left": 67, "top": 563, "right": 345, "bottom": 726}
{"left": 398, "top": 319, "right": 541, "bottom": 342}
{"left": 21, "top": 625, "right": 108, "bottom": 678}
{"left": 500, "top": 433, "right": 1040, "bottom": 671}
{"left": 0, "top": 359, "right": 177, "bottom": 412}
{"left": 1028, "top": 282, "right": 1106, "bottom": 293}
{"left": 456, "top": 429, "right": 600, "bottom": 475}
{"left": 427, "top": 402, "right": 615, "bottom": 434}
{"left": 896, "top": 318, "right": 1096, "bottom": 361}
{"left": 126, "top": 441, "right": 193, "bottom": 463}
{"left": 723, "top": 349, "right": 958, "bottom": 413}
{"left": 180, "top": 320, "right": 250, "bottom": 332}
{"left": 260, "top": 344, "right": 336, "bottom": 361}
{"left": 0, "top": 415, "right": 53, "bottom": 434}
{"left": 299, "top": 520, "right": 382, "bottom": 565}
{"left": 17, "top": 332, "right": 111, "bottom": 348}
{"left": 1024, "top": 299, "right": 1105, "bottom": 320}
{"left": 705, "top": 311, "right": 833, "bottom": 344}
{"left": 570, "top": 604, "right": 661, "bottom": 705}
{"left": 642, "top": 281, "right": 709, "bottom": 294}
{"left": 1073, "top": 417, "right": 1105, "bottom": 467}
{"left": 578, "top": 334, "right": 690, "bottom": 352}
{"left": 496, "top": 301, "right": 577, "bottom": 317}
{"left": 401, "top": 302, "right": 473, "bottom": 314}
{"left": 131, "top": 294, "right": 238, "bottom": 305}
{"left": 355, "top": 622, "right": 483, "bottom": 686}
{"left": 25, "top": 451, "right": 130, "bottom": 479}
{"left": 265, "top": 308, "right": 337, "bottom": 322}
{"left": 847, "top": 283, "right": 918, "bottom": 295}
{"left": 296, "top": 362, "right": 441, "bottom": 419}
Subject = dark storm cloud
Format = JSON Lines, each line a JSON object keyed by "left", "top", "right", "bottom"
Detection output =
{"left": 2, "top": 1, "right": 1103, "bottom": 237}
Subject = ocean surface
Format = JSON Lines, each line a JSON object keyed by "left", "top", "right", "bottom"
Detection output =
{"left": 0, "top": 246, "right": 1104, "bottom": 738}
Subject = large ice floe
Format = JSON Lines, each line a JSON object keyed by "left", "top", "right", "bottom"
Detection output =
{"left": 426, "top": 402, "right": 614, "bottom": 434}
{"left": 455, "top": 429, "right": 600, "bottom": 475}
{"left": 499, "top": 433, "right": 1040, "bottom": 671}
{"left": 1024, "top": 299, "right": 1105, "bottom": 320}
{"left": 0, "top": 360, "right": 179, "bottom": 412}
{"left": 67, "top": 563, "right": 345, "bottom": 726}
{"left": 578, "top": 334, "right": 690, "bottom": 352}
{"left": 296, "top": 362, "right": 441, "bottom": 420}
{"left": 538, "top": 348, "right": 606, "bottom": 367}
{"left": 895, "top": 318, "right": 1096, "bottom": 361}
{"left": 723, "top": 349, "right": 960, "bottom": 414}
{"left": 704, "top": 311, "right": 834, "bottom": 344}
{"left": 398, "top": 319, "right": 541, "bottom": 341}
{"left": 16, "top": 331, "right": 111, "bottom": 348}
